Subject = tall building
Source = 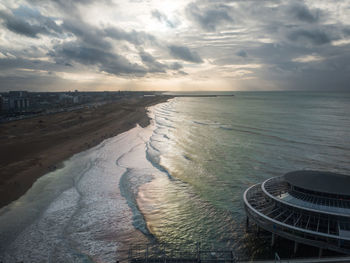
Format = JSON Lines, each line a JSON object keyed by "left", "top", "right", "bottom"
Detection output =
{"left": 2, "top": 91, "right": 31, "bottom": 112}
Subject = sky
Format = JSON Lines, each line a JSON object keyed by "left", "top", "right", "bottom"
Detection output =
{"left": 0, "top": 0, "right": 349, "bottom": 92}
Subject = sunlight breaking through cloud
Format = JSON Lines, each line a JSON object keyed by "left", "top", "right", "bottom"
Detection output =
{"left": 0, "top": 0, "right": 349, "bottom": 91}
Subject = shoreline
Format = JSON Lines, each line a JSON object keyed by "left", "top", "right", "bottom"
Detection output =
{"left": 0, "top": 95, "right": 172, "bottom": 209}
{"left": 0, "top": 124, "right": 154, "bottom": 262}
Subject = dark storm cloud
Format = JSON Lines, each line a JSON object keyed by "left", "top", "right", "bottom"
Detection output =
{"left": 53, "top": 18, "right": 164, "bottom": 76}
{"left": 28, "top": 0, "right": 108, "bottom": 16}
{"left": 185, "top": 2, "right": 233, "bottom": 31}
{"left": 287, "top": 29, "right": 331, "bottom": 45}
{"left": 270, "top": 55, "right": 350, "bottom": 91}
{"left": 48, "top": 18, "right": 144, "bottom": 76}
{"left": 50, "top": 41, "right": 147, "bottom": 76}
{"left": 288, "top": 2, "right": 320, "bottom": 23}
{"left": 101, "top": 59, "right": 147, "bottom": 76}
{"left": 151, "top": 10, "right": 177, "bottom": 28}
{"left": 62, "top": 17, "right": 157, "bottom": 50}
{"left": 343, "top": 28, "right": 350, "bottom": 36}
{"left": 244, "top": 39, "right": 350, "bottom": 91}
{"left": 51, "top": 0, "right": 97, "bottom": 9}
{"left": 139, "top": 50, "right": 185, "bottom": 73}
{"left": 169, "top": 62, "right": 183, "bottom": 70}
{"left": 139, "top": 50, "right": 166, "bottom": 73}
{"left": 104, "top": 27, "right": 156, "bottom": 45}
{"left": 1, "top": 0, "right": 350, "bottom": 92}
{"left": 0, "top": 5, "right": 142, "bottom": 79}
{"left": 0, "top": 1, "right": 181, "bottom": 81}
{"left": 236, "top": 50, "right": 247, "bottom": 58}
{"left": 0, "top": 11, "right": 39, "bottom": 38}
{"left": 168, "top": 45, "right": 203, "bottom": 63}
{"left": 0, "top": 56, "right": 67, "bottom": 72}
{"left": 62, "top": 19, "right": 111, "bottom": 49}
{"left": 0, "top": 7, "right": 61, "bottom": 38}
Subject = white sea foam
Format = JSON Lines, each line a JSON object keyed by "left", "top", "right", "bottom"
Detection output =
{"left": 3, "top": 93, "right": 344, "bottom": 261}
{"left": 0, "top": 116, "right": 166, "bottom": 262}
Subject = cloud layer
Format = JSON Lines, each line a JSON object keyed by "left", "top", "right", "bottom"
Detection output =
{"left": 0, "top": 0, "right": 349, "bottom": 91}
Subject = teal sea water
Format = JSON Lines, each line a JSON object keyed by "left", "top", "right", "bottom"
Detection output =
{"left": 141, "top": 91, "right": 350, "bottom": 256}
{"left": 0, "top": 92, "right": 349, "bottom": 262}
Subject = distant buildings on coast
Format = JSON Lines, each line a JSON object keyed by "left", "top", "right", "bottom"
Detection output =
{"left": 0, "top": 90, "right": 157, "bottom": 122}
{"left": 1, "top": 91, "right": 30, "bottom": 112}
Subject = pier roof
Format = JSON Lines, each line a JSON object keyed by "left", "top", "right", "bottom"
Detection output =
{"left": 284, "top": 170, "right": 350, "bottom": 197}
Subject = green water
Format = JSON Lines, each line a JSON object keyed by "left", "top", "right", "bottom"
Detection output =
{"left": 139, "top": 92, "right": 350, "bottom": 258}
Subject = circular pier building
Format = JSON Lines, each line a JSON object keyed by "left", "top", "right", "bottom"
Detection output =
{"left": 244, "top": 170, "right": 350, "bottom": 255}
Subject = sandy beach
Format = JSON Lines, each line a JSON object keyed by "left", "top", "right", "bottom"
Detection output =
{"left": 0, "top": 95, "right": 172, "bottom": 208}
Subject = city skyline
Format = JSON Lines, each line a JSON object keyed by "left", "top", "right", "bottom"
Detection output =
{"left": 0, "top": 0, "right": 349, "bottom": 92}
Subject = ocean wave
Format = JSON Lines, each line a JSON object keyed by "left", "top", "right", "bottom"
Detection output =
{"left": 154, "top": 117, "right": 175, "bottom": 129}
{"left": 0, "top": 126, "right": 159, "bottom": 262}
{"left": 119, "top": 168, "right": 153, "bottom": 236}
{"left": 219, "top": 125, "right": 233, "bottom": 130}
{"left": 193, "top": 120, "right": 219, "bottom": 126}
{"left": 145, "top": 142, "right": 172, "bottom": 180}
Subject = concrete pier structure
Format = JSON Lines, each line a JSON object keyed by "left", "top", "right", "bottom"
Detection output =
{"left": 243, "top": 170, "right": 350, "bottom": 255}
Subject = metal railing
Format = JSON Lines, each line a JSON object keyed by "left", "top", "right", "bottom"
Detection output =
{"left": 117, "top": 243, "right": 237, "bottom": 263}
{"left": 262, "top": 177, "right": 350, "bottom": 218}
{"left": 243, "top": 183, "right": 350, "bottom": 254}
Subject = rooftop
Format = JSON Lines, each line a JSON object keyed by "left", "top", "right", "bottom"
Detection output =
{"left": 284, "top": 170, "right": 350, "bottom": 197}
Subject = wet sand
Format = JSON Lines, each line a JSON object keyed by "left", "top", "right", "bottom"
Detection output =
{"left": 0, "top": 95, "right": 172, "bottom": 208}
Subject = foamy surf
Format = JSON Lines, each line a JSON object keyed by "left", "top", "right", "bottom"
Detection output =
{"left": 0, "top": 109, "right": 166, "bottom": 262}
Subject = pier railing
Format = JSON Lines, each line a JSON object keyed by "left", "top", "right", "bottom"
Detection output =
{"left": 244, "top": 183, "right": 350, "bottom": 254}
{"left": 117, "top": 243, "right": 237, "bottom": 263}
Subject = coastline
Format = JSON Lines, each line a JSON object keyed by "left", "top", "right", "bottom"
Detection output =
{"left": 0, "top": 95, "right": 172, "bottom": 209}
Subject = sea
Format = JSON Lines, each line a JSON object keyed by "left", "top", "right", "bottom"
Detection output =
{"left": 0, "top": 91, "right": 349, "bottom": 262}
